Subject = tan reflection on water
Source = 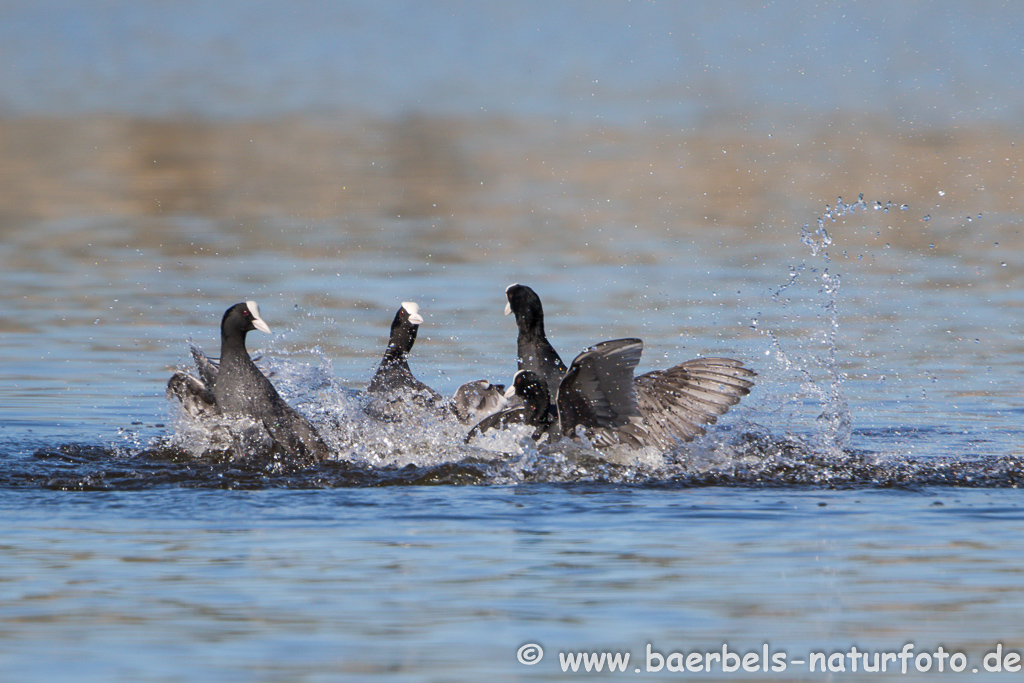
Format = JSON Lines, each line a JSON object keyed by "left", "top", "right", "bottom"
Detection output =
{"left": 0, "top": 115, "right": 1019, "bottom": 256}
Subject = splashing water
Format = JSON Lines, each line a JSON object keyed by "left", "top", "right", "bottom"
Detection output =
{"left": 752, "top": 195, "right": 910, "bottom": 462}
{"left": 8, "top": 196, "right": 1021, "bottom": 490}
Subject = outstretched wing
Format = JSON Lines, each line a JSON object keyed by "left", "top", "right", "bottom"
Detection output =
{"left": 634, "top": 357, "right": 755, "bottom": 447}
{"left": 558, "top": 338, "right": 650, "bottom": 447}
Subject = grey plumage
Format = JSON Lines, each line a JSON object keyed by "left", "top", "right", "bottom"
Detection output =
{"left": 369, "top": 302, "right": 512, "bottom": 424}
{"left": 368, "top": 302, "right": 441, "bottom": 399}
{"left": 501, "top": 283, "right": 755, "bottom": 449}
{"left": 166, "top": 301, "right": 329, "bottom": 462}
{"left": 191, "top": 345, "right": 219, "bottom": 388}
{"left": 452, "top": 379, "right": 509, "bottom": 423}
{"left": 468, "top": 340, "right": 652, "bottom": 448}
{"left": 633, "top": 357, "right": 755, "bottom": 447}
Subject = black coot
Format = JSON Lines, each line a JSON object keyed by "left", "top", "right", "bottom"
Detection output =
{"left": 499, "top": 284, "right": 755, "bottom": 448}
{"left": 369, "top": 301, "right": 510, "bottom": 423}
{"left": 468, "top": 338, "right": 653, "bottom": 447}
{"left": 167, "top": 301, "right": 328, "bottom": 461}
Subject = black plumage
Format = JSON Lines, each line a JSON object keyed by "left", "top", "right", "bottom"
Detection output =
{"left": 500, "top": 284, "right": 755, "bottom": 448}
{"left": 166, "top": 301, "right": 329, "bottom": 462}
{"left": 504, "top": 283, "right": 567, "bottom": 399}
{"left": 368, "top": 302, "right": 442, "bottom": 399}
{"left": 465, "top": 369, "right": 554, "bottom": 442}
{"left": 369, "top": 302, "right": 513, "bottom": 424}
{"left": 468, "top": 339, "right": 650, "bottom": 447}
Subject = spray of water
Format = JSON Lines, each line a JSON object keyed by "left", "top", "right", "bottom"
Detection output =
{"left": 155, "top": 197, "right": 878, "bottom": 480}
{"left": 65, "top": 194, "right": 1022, "bottom": 489}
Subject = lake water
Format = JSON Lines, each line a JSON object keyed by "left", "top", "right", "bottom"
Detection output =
{"left": 1, "top": 2, "right": 1023, "bottom": 681}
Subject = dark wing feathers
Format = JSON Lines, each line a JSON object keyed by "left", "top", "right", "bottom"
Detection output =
{"left": 190, "top": 344, "right": 219, "bottom": 387}
{"left": 558, "top": 338, "right": 643, "bottom": 430}
{"left": 634, "top": 357, "right": 755, "bottom": 447}
{"left": 557, "top": 339, "right": 652, "bottom": 447}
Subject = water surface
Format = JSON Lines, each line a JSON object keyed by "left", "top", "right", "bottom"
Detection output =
{"left": 1, "top": 2, "right": 1023, "bottom": 681}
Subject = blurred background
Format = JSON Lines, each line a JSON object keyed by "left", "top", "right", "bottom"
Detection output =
{"left": 2, "top": 1, "right": 1020, "bottom": 225}
{"left": 2, "top": 8, "right": 1022, "bottom": 679}
{"left": 2, "top": 1, "right": 1020, "bottom": 220}
{"left": 3, "top": 9, "right": 1023, "bottom": 681}
{"left": 0, "top": 0, "right": 1020, "bottom": 447}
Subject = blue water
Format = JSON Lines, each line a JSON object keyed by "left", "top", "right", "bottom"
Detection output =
{"left": 1, "top": 1, "right": 1022, "bottom": 126}
{"left": 1, "top": 2, "right": 1023, "bottom": 681}
{"left": 3, "top": 487, "right": 1024, "bottom": 682}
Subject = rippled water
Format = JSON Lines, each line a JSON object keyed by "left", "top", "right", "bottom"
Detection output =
{"left": 4, "top": 487, "right": 1024, "bottom": 682}
{"left": 3, "top": 187, "right": 1019, "bottom": 488}
{"left": 2, "top": 2, "right": 1023, "bottom": 681}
